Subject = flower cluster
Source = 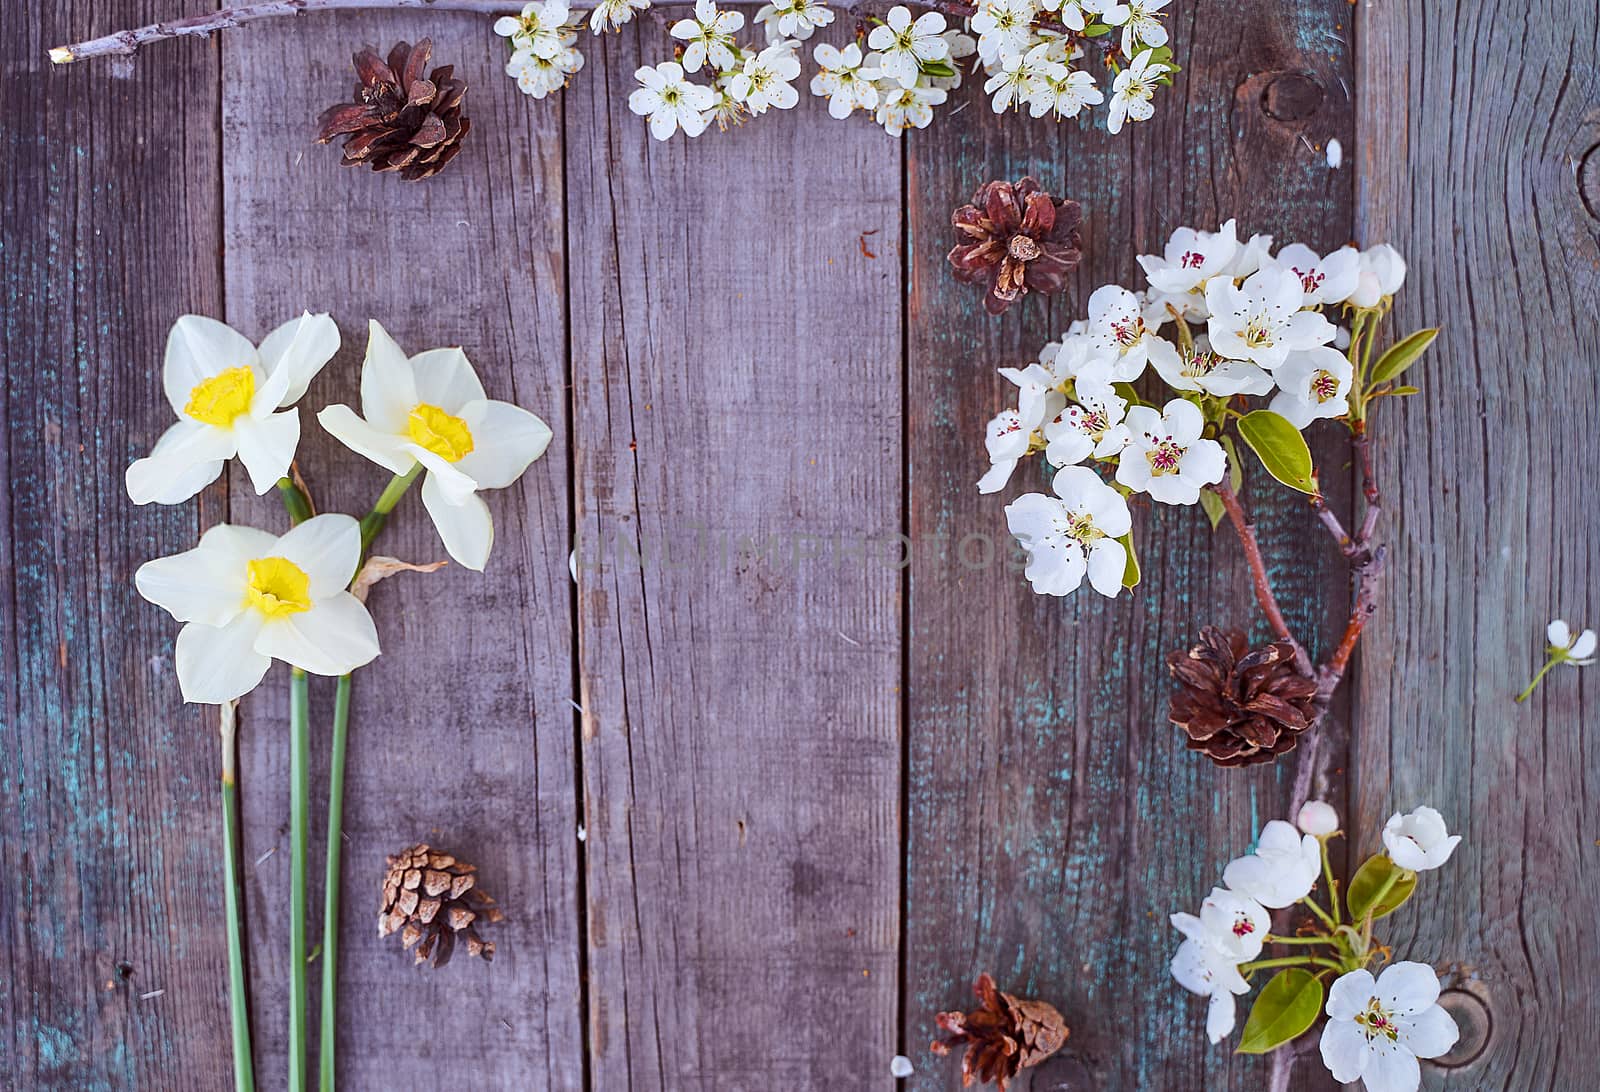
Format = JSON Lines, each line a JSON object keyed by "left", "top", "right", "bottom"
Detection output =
{"left": 129, "top": 314, "right": 552, "bottom": 704}
{"left": 494, "top": 0, "right": 1178, "bottom": 139}
{"left": 1170, "top": 803, "right": 1462, "bottom": 1092}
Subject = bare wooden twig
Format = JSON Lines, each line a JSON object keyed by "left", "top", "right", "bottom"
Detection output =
{"left": 1212, "top": 479, "right": 1316, "bottom": 678}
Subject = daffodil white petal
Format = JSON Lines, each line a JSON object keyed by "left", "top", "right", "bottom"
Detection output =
{"left": 125, "top": 420, "right": 235, "bottom": 505}
{"left": 163, "top": 316, "right": 261, "bottom": 418}
{"left": 410, "top": 348, "right": 487, "bottom": 413}
{"left": 453, "top": 400, "right": 553, "bottom": 489}
{"left": 317, "top": 404, "right": 417, "bottom": 476}
{"left": 232, "top": 410, "right": 301, "bottom": 495}
{"left": 253, "top": 593, "right": 381, "bottom": 677}
{"left": 409, "top": 447, "right": 480, "bottom": 504}
{"left": 136, "top": 549, "right": 247, "bottom": 626}
{"left": 250, "top": 359, "right": 295, "bottom": 419}
{"left": 256, "top": 312, "right": 340, "bottom": 406}
{"left": 273, "top": 513, "right": 362, "bottom": 598}
{"left": 422, "top": 471, "right": 495, "bottom": 571}
{"left": 360, "top": 321, "right": 422, "bottom": 432}
{"left": 174, "top": 615, "right": 272, "bottom": 704}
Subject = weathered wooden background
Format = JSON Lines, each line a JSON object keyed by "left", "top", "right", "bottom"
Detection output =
{"left": 3, "top": 1, "right": 1597, "bottom": 1089}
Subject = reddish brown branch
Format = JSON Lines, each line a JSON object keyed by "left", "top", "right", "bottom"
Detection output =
{"left": 1211, "top": 479, "right": 1315, "bottom": 677}
{"left": 1308, "top": 422, "right": 1386, "bottom": 701}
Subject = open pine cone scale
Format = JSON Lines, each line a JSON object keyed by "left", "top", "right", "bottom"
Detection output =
{"left": 316, "top": 39, "right": 470, "bottom": 182}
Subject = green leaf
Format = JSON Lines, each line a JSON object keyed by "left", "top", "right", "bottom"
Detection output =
{"left": 1369, "top": 327, "right": 1439, "bottom": 385}
{"left": 1119, "top": 532, "right": 1140, "bottom": 588}
{"left": 1221, "top": 434, "right": 1243, "bottom": 494}
{"left": 1237, "top": 969, "right": 1324, "bottom": 1055}
{"left": 1346, "top": 854, "right": 1417, "bottom": 922}
{"left": 1112, "top": 381, "right": 1143, "bottom": 408}
{"left": 1082, "top": 21, "right": 1113, "bottom": 36}
{"left": 1199, "top": 489, "right": 1225, "bottom": 530}
{"left": 1237, "top": 410, "right": 1317, "bottom": 495}
{"left": 1390, "top": 385, "right": 1420, "bottom": 396}
{"left": 918, "top": 59, "right": 956, "bottom": 79}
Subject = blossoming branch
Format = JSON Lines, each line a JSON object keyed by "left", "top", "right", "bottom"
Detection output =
{"left": 963, "top": 180, "right": 1438, "bottom": 767}
{"left": 49, "top": 0, "right": 1179, "bottom": 141}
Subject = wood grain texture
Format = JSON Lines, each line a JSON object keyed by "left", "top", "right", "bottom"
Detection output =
{"left": 0, "top": 2, "right": 231, "bottom": 1087}
{"left": 1353, "top": 2, "right": 1600, "bottom": 1088}
{"left": 902, "top": 3, "right": 1356, "bottom": 1088}
{"left": 220, "top": 12, "right": 582, "bottom": 1089}
{"left": 564, "top": 24, "right": 904, "bottom": 1089}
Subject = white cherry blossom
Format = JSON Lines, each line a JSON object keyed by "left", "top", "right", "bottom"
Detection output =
{"left": 985, "top": 43, "right": 1063, "bottom": 114}
{"left": 867, "top": 5, "right": 949, "bottom": 89}
{"left": 1382, "top": 806, "right": 1460, "bottom": 872}
{"left": 1042, "top": 362, "right": 1129, "bottom": 466}
{"left": 729, "top": 43, "right": 802, "bottom": 113}
{"left": 1107, "top": 47, "right": 1167, "bottom": 134}
{"left": 628, "top": 61, "right": 715, "bottom": 139}
{"left": 1103, "top": 0, "right": 1169, "bottom": 56}
{"left": 1548, "top": 619, "right": 1598, "bottom": 665}
{"left": 670, "top": 0, "right": 745, "bottom": 72}
{"left": 589, "top": 0, "right": 650, "bottom": 33}
{"left": 767, "top": 0, "right": 834, "bottom": 41}
{"left": 810, "top": 43, "right": 880, "bottom": 117}
{"left": 1320, "top": 963, "right": 1459, "bottom": 1092}
{"left": 977, "top": 409, "right": 1032, "bottom": 494}
{"left": 1222, "top": 818, "right": 1321, "bottom": 908}
{"left": 1152, "top": 339, "right": 1275, "bottom": 398}
{"left": 1270, "top": 345, "right": 1354, "bottom": 428}
{"left": 1114, "top": 399, "right": 1226, "bottom": 506}
{"left": 1005, "top": 466, "right": 1131, "bottom": 598}
{"left": 971, "top": 0, "right": 1037, "bottom": 65}
{"left": 1027, "top": 68, "right": 1103, "bottom": 119}
{"left": 508, "top": 45, "right": 584, "bottom": 98}
{"left": 1170, "top": 886, "right": 1271, "bottom": 962}
{"left": 494, "top": 0, "right": 575, "bottom": 59}
{"left": 874, "top": 82, "right": 946, "bottom": 135}
{"left": 1297, "top": 800, "right": 1340, "bottom": 836}
{"left": 1206, "top": 265, "right": 1337, "bottom": 370}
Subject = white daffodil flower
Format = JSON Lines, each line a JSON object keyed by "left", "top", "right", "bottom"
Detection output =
{"left": 318, "top": 322, "right": 553, "bottom": 572}
{"left": 1206, "top": 265, "right": 1337, "bottom": 371}
{"left": 1152, "top": 339, "right": 1275, "bottom": 398}
{"left": 970, "top": 0, "right": 1037, "bottom": 66}
{"left": 1382, "top": 806, "right": 1460, "bottom": 872}
{"left": 589, "top": 0, "right": 650, "bottom": 33}
{"left": 135, "top": 515, "right": 380, "bottom": 704}
{"left": 1171, "top": 886, "right": 1271, "bottom": 962}
{"left": 1347, "top": 244, "right": 1408, "bottom": 308}
{"left": 1222, "top": 818, "right": 1321, "bottom": 908}
{"left": 768, "top": 0, "right": 834, "bottom": 40}
{"left": 670, "top": 0, "right": 745, "bottom": 72}
{"left": 729, "top": 42, "right": 803, "bottom": 114}
{"left": 1042, "top": 361, "right": 1129, "bottom": 466}
{"left": 1269, "top": 242, "right": 1360, "bottom": 307}
{"left": 495, "top": 0, "right": 574, "bottom": 60}
{"left": 1027, "top": 68, "right": 1104, "bottom": 119}
{"left": 977, "top": 408, "right": 1032, "bottom": 494}
{"left": 1297, "top": 800, "right": 1340, "bottom": 836}
{"left": 1083, "top": 284, "right": 1181, "bottom": 381}
{"left": 628, "top": 61, "right": 716, "bottom": 140}
{"left": 126, "top": 313, "right": 339, "bottom": 507}
{"left": 1106, "top": 47, "right": 1167, "bottom": 134}
{"left": 1269, "top": 345, "right": 1354, "bottom": 428}
{"left": 867, "top": 5, "right": 949, "bottom": 89}
{"left": 1005, "top": 466, "right": 1131, "bottom": 598}
{"left": 874, "top": 82, "right": 946, "bottom": 135}
{"left": 1320, "top": 963, "right": 1459, "bottom": 1092}
{"left": 1548, "top": 619, "right": 1598, "bottom": 665}
{"left": 810, "top": 43, "right": 881, "bottom": 118}
{"left": 1170, "top": 937, "right": 1251, "bottom": 1044}
{"left": 1138, "top": 221, "right": 1241, "bottom": 296}
{"left": 1114, "top": 399, "right": 1226, "bottom": 506}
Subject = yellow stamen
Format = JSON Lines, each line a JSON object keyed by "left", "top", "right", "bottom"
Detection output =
{"left": 407, "top": 403, "right": 475, "bottom": 462}
{"left": 184, "top": 366, "right": 257, "bottom": 427}
{"left": 246, "top": 557, "right": 313, "bottom": 619}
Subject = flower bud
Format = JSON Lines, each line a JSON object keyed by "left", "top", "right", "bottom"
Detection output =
{"left": 1297, "top": 800, "right": 1339, "bottom": 836}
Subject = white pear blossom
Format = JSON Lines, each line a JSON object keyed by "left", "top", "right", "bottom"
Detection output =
{"left": 977, "top": 408, "right": 1033, "bottom": 494}
{"left": 1205, "top": 265, "right": 1337, "bottom": 370}
{"left": 318, "top": 322, "right": 553, "bottom": 572}
{"left": 810, "top": 43, "right": 880, "bottom": 118}
{"left": 1320, "top": 963, "right": 1459, "bottom": 1092}
{"left": 670, "top": 0, "right": 745, "bottom": 72}
{"left": 971, "top": 0, "right": 1037, "bottom": 65}
{"left": 868, "top": 6, "right": 949, "bottom": 89}
{"left": 1005, "top": 466, "right": 1131, "bottom": 598}
{"left": 135, "top": 515, "right": 380, "bottom": 704}
{"left": 126, "top": 313, "right": 339, "bottom": 506}
{"left": 997, "top": 361, "right": 1069, "bottom": 431}
{"left": 508, "top": 45, "right": 584, "bottom": 98}
{"left": 875, "top": 83, "right": 946, "bottom": 135}
{"left": 1548, "top": 619, "right": 1598, "bottom": 665}
{"left": 1270, "top": 242, "right": 1360, "bottom": 307}
{"left": 1347, "top": 244, "right": 1408, "bottom": 308}
{"left": 1107, "top": 48, "right": 1167, "bottom": 134}
{"left": 766, "top": 0, "right": 834, "bottom": 40}
{"left": 1382, "top": 806, "right": 1460, "bottom": 872}
{"left": 1297, "top": 800, "right": 1340, "bottom": 836}
{"left": 1027, "top": 67, "right": 1103, "bottom": 119}
{"left": 1270, "top": 345, "right": 1354, "bottom": 428}
{"left": 730, "top": 42, "right": 802, "bottom": 114}
{"left": 1152, "top": 340, "right": 1274, "bottom": 398}
{"left": 1041, "top": 361, "right": 1129, "bottom": 466}
{"left": 628, "top": 61, "right": 715, "bottom": 140}
{"left": 1171, "top": 886, "right": 1271, "bottom": 962}
{"left": 1138, "top": 221, "right": 1240, "bottom": 296}
{"left": 1170, "top": 936, "right": 1251, "bottom": 1044}
{"left": 1222, "top": 231, "right": 1275, "bottom": 278}
{"left": 1222, "top": 818, "right": 1321, "bottom": 908}
{"left": 495, "top": 0, "right": 575, "bottom": 59}
{"left": 1083, "top": 284, "right": 1181, "bottom": 381}
{"left": 1114, "top": 399, "right": 1226, "bottom": 506}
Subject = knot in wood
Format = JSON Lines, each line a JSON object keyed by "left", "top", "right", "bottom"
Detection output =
{"left": 1580, "top": 143, "right": 1600, "bottom": 220}
{"left": 1431, "top": 988, "right": 1492, "bottom": 1069}
{"left": 1261, "top": 73, "right": 1325, "bottom": 122}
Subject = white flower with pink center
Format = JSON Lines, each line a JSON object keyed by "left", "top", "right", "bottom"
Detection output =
{"left": 1269, "top": 242, "right": 1360, "bottom": 307}
{"left": 977, "top": 408, "right": 1033, "bottom": 494}
{"left": 1270, "top": 345, "right": 1354, "bottom": 428}
{"left": 1084, "top": 284, "right": 1181, "bottom": 381}
{"left": 1152, "top": 337, "right": 1274, "bottom": 398}
{"left": 1170, "top": 885, "right": 1270, "bottom": 963}
{"left": 1320, "top": 963, "right": 1459, "bottom": 1092}
{"left": 1042, "top": 361, "right": 1129, "bottom": 467}
{"left": 1004, "top": 466, "right": 1131, "bottom": 598}
{"left": 1169, "top": 936, "right": 1250, "bottom": 1044}
{"left": 1381, "top": 806, "right": 1461, "bottom": 873}
{"left": 1138, "top": 220, "right": 1241, "bottom": 296}
{"left": 1113, "top": 399, "right": 1226, "bottom": 506}
{"left": 1206, "top": 265, "right": 1337, "bottom": 371}
{"left": 1222, "top": 818, "right": 1321, "bottom": 908}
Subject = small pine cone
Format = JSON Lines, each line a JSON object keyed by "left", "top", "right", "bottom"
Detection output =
{"left": 1168, "top": 627, "right": 1322, "bottom": 767}
{"left": 377, "top": 844, "right": 504, "bottom": 968}
{"left": 947, "top": 177, "right": 1083, "bottom": 316}
{"left": 316, "top": 39, "right": 471, "bottom": 182}
{"left": 930, "top": 973, "right": 1068, "bottom": 1091}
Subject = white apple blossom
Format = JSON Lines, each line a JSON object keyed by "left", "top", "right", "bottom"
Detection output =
{"left": 1027, "top": 67, "right": 1103, "bottom": 119}
{"left": 1269, "top": 345, "right": 1354, "bottom": 428}
{"left": 874, "top": 83, "right": 946, "bottom": 136}
{"left": 1347, "top": 244, "right": 1408, "bottom": 308}
{"left": 1170, "top": 886, "right": 1271, "bottom": 962}
{"left": 977, "top": 409, "right": 1032, "bottom": 494}
{"left": 670, "top": 0, "right": 745, "bottom": 73}
{"left": 1138, "top": 221, "right": 1241, "bottom": 296}
{"left": 729, "top": 42, "right": 802, "bottom": 114}
{"left": 628, "top": 62, "right": 715, "bottom": 140}
{"left": 1151, "top": 340, "right": 1274, "bottom": 398}
{"left": 1320, "top": 963, "right": 1459, "bottom": 1092}
{"left": 495, "top": 0, "right": 574, "bottom": 60}
{"left": 126, "top": 313, "right": 338, "bottom": 506}
{"left": 1114, "top": 399, "right": 1226, "bottom": 506}
{"left": 589, "top": 0, "right": 650, "bottom": 32}
{"left": 1270, "top": 242, "right": 1360, "bottom": 307}
{"left": 767, "top": 0, "right": 834, "bottom": 40}
{"left": 318, "top": 322, "right": 553, "bottom": 572}
{"left": 1170, "top": 936, "right": 1251, "bottom": 1044}
{"left": 1297, "top": 800, "right": 1340, "bottom": 836}
{"left": 1382, "top": 806, "right": 1460, "bottom": 872}
{"left": 867, "top": 5, "right": 949, "bottom": 89}
{"left": 1005, "top": 466, "right": 1131, "bottom": 598}
{"left": 1206, "top": 265, "right": 1337, "bottom": 370}
{"left": 1083, "top": 284, "right": 1181, "bottom": 381}
{"left": 810, "top": 43, "right": 880, "bottom": 118}
{"left": 135, "top": 515, "right": 380, "bottom": 703}
{"left": 1222, "top": 819, "right": 1322, "bottom": 908}
{"left": 1107, "top": 48, "right": 1167, "bottom": 134}
{"left": 1042, "top": 362, "right": 1130, "bottom": 466}
{"left": 1548, "top": 619, "right": 1598, "bottom": 665}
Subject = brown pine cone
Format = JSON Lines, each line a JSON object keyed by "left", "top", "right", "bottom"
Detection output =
{"left": 377, "top": 844, "right": 504, "bottom": 968}
{"left": 1168, "top": 627, "right": 1321, "bottom": 767}
{"left": 948, "top": 177, "right": 1084, "bottom": 316}
{"left": 931, "top": 973, "right": 1068, "bottom": 1090}
{"left": 316, "top": 40, "right": 470, "bottom": 182}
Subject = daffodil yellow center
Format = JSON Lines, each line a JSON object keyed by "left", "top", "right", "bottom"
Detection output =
{"left": 246, "top": 556, "right": 313, "bottom": 619}
{"left": 406, "top": 403, "right": 475, "bottom": 462}
{"left": 185, "top": 366, "right": 256, "bottom": 426}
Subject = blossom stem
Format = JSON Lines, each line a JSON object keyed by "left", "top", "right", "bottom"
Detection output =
{"left": 1240, "top": 955, "right": 1344, "bottom": 975}
{"left": 1210, "top": 479, "right": 1314, "bottom": 676}
{"left": 288, "top": 668, "right": 311, "bottom": 1092}
{"left": 359, "top": 465, "right": 424, "bottom": 553}
{"left": 318, "top": 673, "right": 353, "bottom": 1092}
{"left": 277, "top": 476, "right": 314, "bottom": 525}
{"left": 1302, "top": 894, "right": 1338, "bottom": 930}
{"left": 1319, "top": 835, "right": 1341, "bottom": 922}
{"left": 1362, "top": 866, "right": 1406, "bottom": 925}
{"left": 220, "top": 702, "right": 256, "bottom": 1092}
{"left": 1263, "top": 934, "right": 1334, "bottom": 946}
{"left": 1515, "top": 656, "right": 1559, "bottom": 703}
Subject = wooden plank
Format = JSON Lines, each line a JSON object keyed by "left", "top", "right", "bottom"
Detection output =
{"left": 1352, "top": 2, "right": 1600, "bottom": 1087}
{"left": 220, "top": 13, "right": 582, "bottom": 1088}
{"left": 0, "top": 3, "right": 231, "bottom": 1087}
{"left": 903, "top": 3, "right": 1356, "bottom": 1088}
{"left": 564, "top": 25, "right": 904, "bottom": 1088}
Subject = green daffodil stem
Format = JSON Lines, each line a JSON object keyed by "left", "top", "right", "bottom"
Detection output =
{"left": 288, "top": 668, "right": 311, "bottom": 1092}
{"left": 359, "top": 465, "right": 423, "bottom": 552}
{"left": 277, "top": 476, "right": 314, "bottom": 525}
{"left": 220, "top": 703, "right": 256, "bottom": 1092}
{"left": 318, "top": 673, "right": 353, "bottom": 1092}
{"left": 1515, "top": 656, "right": 1560, "bottom": 703}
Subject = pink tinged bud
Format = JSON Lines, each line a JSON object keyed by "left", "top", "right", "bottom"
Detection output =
{"left": 1297, "top": 800, "right": 1339, "bottom": 836}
